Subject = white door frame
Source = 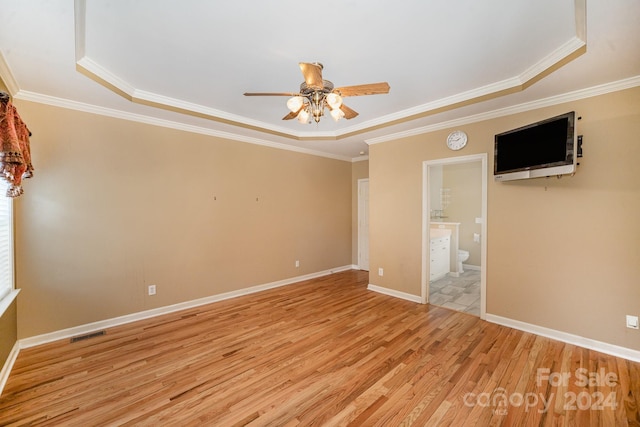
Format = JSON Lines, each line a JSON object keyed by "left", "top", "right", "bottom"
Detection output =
{"left": 421, "top": 154, "right": 487, "bottom": 319}
{"left": 357, "top": 178, "right": 369, "bottom": 271}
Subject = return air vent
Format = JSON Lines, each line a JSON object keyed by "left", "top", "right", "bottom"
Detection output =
{"left": 70, "top": 330, "right": 106, "bottom": 343}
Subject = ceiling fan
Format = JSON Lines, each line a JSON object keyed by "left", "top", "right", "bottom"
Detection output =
{"left": 244, "top": 62, "right": 390, "bottom": 124}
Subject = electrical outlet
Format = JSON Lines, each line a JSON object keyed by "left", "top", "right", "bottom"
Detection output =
{"left": 148, "top": 285, "right": 156, "bottom": 296}
{"left": 295, "top": 260, "right": 300, "bottom": 268}
{"left": 626, "top": 315, "right": 639, "bottom": 329}
{"left": 378, "top": 268, "right": 384, "bottom": 276}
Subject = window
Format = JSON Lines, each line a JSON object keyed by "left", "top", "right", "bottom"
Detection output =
{"left": 0, "top": 182, "right": 14, "bottom": 302}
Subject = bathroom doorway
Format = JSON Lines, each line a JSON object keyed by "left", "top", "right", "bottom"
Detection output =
{"left": 422, "top": 154, "right": 487, "bottom": 319}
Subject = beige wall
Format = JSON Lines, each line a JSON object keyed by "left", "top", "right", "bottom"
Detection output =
{"left": 0, "top": 301, "right": 17, "bottom": 364}
{"left": 14, "top": 101, "right": 353, "bottom": 338}
{"left": 370, "top": 86, "right": 640, "bottom": 351}
{"left": 351, "top": 160, "right": 369, "bottom": 265}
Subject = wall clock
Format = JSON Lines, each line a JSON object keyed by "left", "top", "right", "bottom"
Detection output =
{"left": 446, "top": 130, "right": 468, "bottom": 151}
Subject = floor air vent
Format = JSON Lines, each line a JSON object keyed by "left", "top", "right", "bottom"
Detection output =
{"left": 70, "top": 330, "right": 106, "bottom": 343}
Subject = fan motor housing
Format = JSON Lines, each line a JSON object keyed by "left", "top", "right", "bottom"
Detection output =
{"left": 300, "top": 80, "right": 334, "bottom": 95}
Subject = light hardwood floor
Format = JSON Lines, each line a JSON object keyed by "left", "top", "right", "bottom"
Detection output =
{"left": 1, "top": 270, "right": 639, "bottom": 426}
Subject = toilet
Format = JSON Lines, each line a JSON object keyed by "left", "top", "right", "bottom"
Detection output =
{"left": 457, "top": 249, "right": 470, "bottom": 273}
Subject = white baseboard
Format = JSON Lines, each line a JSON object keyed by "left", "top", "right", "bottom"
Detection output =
{"left": 462, "top": 264, "right": 481, "bottom": 271}
{"left": 367, "top": 284, "right": 423, "bottom": 304}
{"left": 11, "top": 267, "right": 638, "bottom": 395}
{"left": 19, "top": 265, "right": 354, "bottom": 349}
{"left": 0, "top": 341, "right": 20, "bottom": 396}
{"left": 486, "top": 314, "right": 640, "bottom": 363}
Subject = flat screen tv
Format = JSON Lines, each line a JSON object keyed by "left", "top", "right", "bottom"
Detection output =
{"left": 494, "top": 111, "right": 577, "bottom": 181}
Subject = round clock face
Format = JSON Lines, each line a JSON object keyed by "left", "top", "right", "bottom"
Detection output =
{"left": 446, "top": 130, "right": 468, "bottom": 150}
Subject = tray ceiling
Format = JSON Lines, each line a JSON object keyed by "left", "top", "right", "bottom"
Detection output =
{"left": 1, "top": 0, "right": 639, "bottom": 160}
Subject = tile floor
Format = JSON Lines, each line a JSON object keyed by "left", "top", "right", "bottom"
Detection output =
{"left": 428, "top": 268, "right": 481, "bottom": 316}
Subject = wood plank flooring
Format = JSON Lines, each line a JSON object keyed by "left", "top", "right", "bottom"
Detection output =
{"left": 1, "top": 270, "right": 639, "bottom": 426}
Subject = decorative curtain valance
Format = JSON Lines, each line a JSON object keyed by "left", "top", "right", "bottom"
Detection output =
{"left": 0, "top": 92, "right": 33, "bottom": 197}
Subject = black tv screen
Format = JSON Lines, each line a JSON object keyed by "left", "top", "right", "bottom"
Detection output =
{"left": 494, "top": 112, "right": 576, "bottom": 181}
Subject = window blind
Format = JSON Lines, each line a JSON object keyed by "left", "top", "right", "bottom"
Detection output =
{"left": 0, "top": 182, "right": 14, "bottom": 301}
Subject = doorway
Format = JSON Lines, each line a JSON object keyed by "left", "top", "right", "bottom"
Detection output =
{"left": 422, "top": 154, "right": 487, "bottom": 319}
{"left": 357, "top": 178, "right": 369, "bottom": 271}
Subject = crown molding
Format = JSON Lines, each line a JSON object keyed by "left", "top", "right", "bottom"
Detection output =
{"left": 352, "top": 38, "right": 586, "bottom": 134}
{"left": 365, "top": 75, "right": 640, "bottom": 145}
{"left": 73, "top": 0, "right": 588, "bottom": 141}
{"left": 351, "top": 155, "right": 369, "bottom": 163}
{"left": 73, "top": 0, "right": 86, "bottom": 61}
{"left": 0, "top": 51, "right": 20, "bottom": 95}
{"left": 14, "top": 90, "right": 353, "bottom": 162}
{"left": 75, "top": 56, "right": 311, "bottom": 139}
{"left": 518, "top": 36, "right": 586, "bottom": 84}
{"left": 4, "top": 0, "right": 596, "bottom": 161}
{"left": 15, "top": 74, "right": 638, "bottom": 163}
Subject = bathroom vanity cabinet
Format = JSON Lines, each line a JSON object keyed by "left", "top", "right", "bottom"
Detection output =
{"left": 430, "top": 234, "right": 450, "bottom": 281}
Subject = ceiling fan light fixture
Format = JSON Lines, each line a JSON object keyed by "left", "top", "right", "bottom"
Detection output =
{"left": 244, "top": 62, "right": 389, "bottom": 125}
{"left": 310, "top": 95, "right": 324, "bottom": 123}
{"left": 326, "top": 93, "right": 342, "bottom": 110}
{"left": 286, "top": 96, "right": 304, "bottom": 113}
{"left": 297, "top": 108, "right": 310, "bottom": 123}
{"left": 330, "top": 108, "right": 345, "bottom": 122}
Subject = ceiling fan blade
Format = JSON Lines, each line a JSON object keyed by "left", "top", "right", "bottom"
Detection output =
{"left": 340, "top": 103, "right": 359, "bottom": 119}
{"left": 282, "top": 105, "right": 305, "bottom": 120}
{"left": 244, "top": 92, "right": 300, "bottom": 96}
{"left": 334, "top": 82, "right": 390, "bottom": 97}
{"left": 299, "top": 62, "right": 324, "bottom": 90}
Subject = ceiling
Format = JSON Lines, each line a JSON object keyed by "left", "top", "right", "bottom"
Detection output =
{"left": 0, "top": 0, "right": 638, "bottom": 161}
